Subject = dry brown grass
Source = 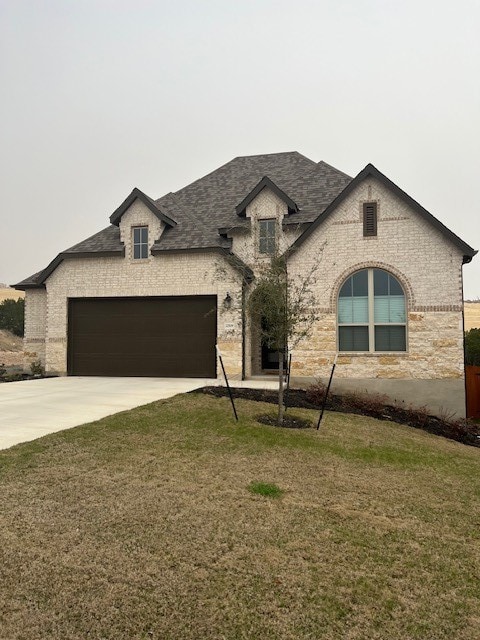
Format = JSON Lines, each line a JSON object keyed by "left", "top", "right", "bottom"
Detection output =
{"left": 465, "top": 302, "right": 480, "bottom": 330}
{"left": 0, "top": 287, "right": 24, "bottom": 303}
{"left": 0, "top": 394, "right": 479, "bottom": 639}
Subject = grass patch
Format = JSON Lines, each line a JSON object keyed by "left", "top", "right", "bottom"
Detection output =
{"left": 0, "top": 393, "right": 479, "bottom": 639}
{"left": 248, "top": 481, "right": 284, "bottom": 498}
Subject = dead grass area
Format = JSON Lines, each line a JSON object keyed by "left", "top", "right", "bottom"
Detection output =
{"left": 0, "top": 287, "right": 24, "bottom": 303}
{"left": 465, "top": 301, "right": 480, "bottom": 330}
{"left": 0, "top": 329, "right": 24, "bottom": 369}
{"left": 0, "top": 394, "right": 479, "bottom": 639}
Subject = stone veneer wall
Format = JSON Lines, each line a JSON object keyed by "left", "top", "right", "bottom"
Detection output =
{"left": 287, "top": 177, "right": 465, "bottom": 385}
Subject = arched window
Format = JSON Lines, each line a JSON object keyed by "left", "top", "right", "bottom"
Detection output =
{"left": 338, "top": 269, "right": 406, "bottom": 352}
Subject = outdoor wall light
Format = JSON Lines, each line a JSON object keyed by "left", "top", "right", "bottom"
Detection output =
{"left": 223, "top": 292, "right": 232, "bottom": 309}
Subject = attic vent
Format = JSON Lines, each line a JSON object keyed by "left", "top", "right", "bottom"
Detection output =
{"left": 363, "top": 202, "right": 377, "bottom": 237}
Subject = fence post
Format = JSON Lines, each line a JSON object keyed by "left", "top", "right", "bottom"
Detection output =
{"left": 216, "top": 345, "right": 238, "bottom": 422}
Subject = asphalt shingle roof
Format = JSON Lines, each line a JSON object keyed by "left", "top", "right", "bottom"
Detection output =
{"left": 14, "top": 152, "right": 353, "bottom": 287}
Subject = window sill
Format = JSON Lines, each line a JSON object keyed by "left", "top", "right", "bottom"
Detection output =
{"left": 129, "top": 258, "right": 150, "bottom": 263}
{"left": 338, "top": 352, "right": 409, "bottom": 357}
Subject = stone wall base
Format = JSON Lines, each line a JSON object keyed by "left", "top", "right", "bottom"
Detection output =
{"left": 289, "top": 376, "right": 466, "bottom": 419}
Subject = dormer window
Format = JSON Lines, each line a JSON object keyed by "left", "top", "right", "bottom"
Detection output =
{"left": 133, "top": 226, "right": 148, "bottom": 259}
{"left": 258, "top": 219, "right": 276, "bottom": 255}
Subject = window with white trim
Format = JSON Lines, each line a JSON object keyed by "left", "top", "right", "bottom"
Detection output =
{"left": 132, "top": 226, "right": 148, "bottom": 259}
{"left": 338, "top": 268, "right": 406, "bottom": 352}
{"left": 258, "top": 219, "right": 276, "bottom": 255}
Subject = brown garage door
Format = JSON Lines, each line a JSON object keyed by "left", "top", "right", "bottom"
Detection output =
{"left": 68, "top": 296, "right": 217, "bottom": 377}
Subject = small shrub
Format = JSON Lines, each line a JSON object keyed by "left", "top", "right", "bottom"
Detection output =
{"left": 30, "top": 360, "right": 44, "bottom": 376}
{"left": 248, "top": 482, "right": 284, "bottom": 498}
{"left": 3, "top": 373, "right": 24, "bottom": 382}
{"left": 0, "top": 362, "right": 6, "bottom": 377}
{"left": 305, "top": 380, "right": 326, "bottom": 404}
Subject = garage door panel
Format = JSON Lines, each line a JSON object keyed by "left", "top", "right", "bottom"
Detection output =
{"left": 68, "top": 297, "right": 217, "bottom": 377}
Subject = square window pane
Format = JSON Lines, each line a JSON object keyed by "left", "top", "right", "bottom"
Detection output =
{"left": 140, "top": 244, "right": 148, "bottom": 259}
{"left": 133, "top": 244, "right": 141, "bottom": 259}
{"left": 339, "top": 326, "right": 369, "bottom": 351}
{"left": 340, "top": 297, "right": 369, "bottom": 324}
{"left": 133, "top": 228, "right": 141, "bottom": 243}
{"left": 352, "top": 296, "right": 368, "bottom": 323}
{"left": 140, "top": 227, "right": 148, "bottom": 243}
{"left": 352, "top": 270, "right": 368, "bottom": 296}
{"left": 375, "top": 325, "right": 406, "bottom": 351}
{"left": 374, "top": 296, "right": 405, "bottom": 323}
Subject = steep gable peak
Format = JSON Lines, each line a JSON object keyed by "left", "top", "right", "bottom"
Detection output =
{"left": 109, "top": 187, "right": 177, "bottom": 228}
{"left": 235, "top": 176, "right": 299, "bottom": 217}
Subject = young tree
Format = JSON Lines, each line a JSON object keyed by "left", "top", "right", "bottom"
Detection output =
{"left": 247, "top": 255, "right": 320, "bottom": 426}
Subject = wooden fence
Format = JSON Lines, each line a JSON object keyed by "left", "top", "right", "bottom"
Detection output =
{"left": 466, "top": 366, "right": 480, "bottom": 419}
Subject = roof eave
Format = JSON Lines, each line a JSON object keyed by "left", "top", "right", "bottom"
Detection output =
{"left": 286, "top": 163, "right": 477, "bottom": 259}
{"left": 15, "top": 249, "right": 126, "bottom": 289}
{"left": 12, "top": 282, "right": 46, "bottom": 291}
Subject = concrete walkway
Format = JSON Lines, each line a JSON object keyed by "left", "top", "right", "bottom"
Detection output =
{"left": 0, "top": 376, "right": 278, "bottom": 451}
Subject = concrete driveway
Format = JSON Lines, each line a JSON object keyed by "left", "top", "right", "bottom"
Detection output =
{"left": 0, "top": 376, "right": 218, "bottom": 451}
{"left": 0, "top": 376, "right": 279, "bottom": 451}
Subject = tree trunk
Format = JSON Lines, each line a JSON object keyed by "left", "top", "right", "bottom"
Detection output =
{"left": 277, "top": 351, "right": 285, "bottom": 426}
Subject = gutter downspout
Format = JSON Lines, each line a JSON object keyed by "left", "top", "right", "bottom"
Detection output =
{"left": 461, "top": 262, "right": 468, "bottom": 419}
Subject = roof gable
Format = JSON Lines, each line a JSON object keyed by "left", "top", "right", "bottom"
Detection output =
{"left": 235, "top": 176, "right": 299, "bottom": 217}
{"left": 288, "top": 163, "right": 477, "bottom": 263}
{"left": 110, "top": 188, "right": 177, "bottom": 227}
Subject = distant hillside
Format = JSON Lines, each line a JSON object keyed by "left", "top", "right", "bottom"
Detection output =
{"left": 0, "top": 288, "right": 24, "bottom": 303}
{"left": 465, "top": 302, "right": 480, "bottom": 330}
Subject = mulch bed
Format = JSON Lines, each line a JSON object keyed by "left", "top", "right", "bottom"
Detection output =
{"left": 0, "top": 374, "right": 56, "bottom": 384}
{"left": 198, "top": 386, "right": 480, "bottom": 448}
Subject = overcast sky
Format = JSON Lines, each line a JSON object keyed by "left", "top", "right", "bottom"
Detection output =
{"left": 1, "top": 0, "right": 479, "bottom": 297}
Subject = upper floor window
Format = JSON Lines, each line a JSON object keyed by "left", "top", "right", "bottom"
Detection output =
{"left": 338, "top": 268, "right": 406, "bottom": 352}
{"left": 133, "top": 226, "right": 149, "bottom": 259}
{"left": 363, "top": 202, "right": 377, "bottom": 236}
{"left": 258, "top": 219, "right": 276, "bottom": 255}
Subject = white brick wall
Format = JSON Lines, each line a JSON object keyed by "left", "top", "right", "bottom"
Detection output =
{"left": 42, "top": 250, "right": 243, "bottom": 376}
{"left": 287, "top": 177, "right": 465, "bottom": 380}
{"left": 24, "top": 177, "right": 467, "bottom": 388}
{"left": 119, "top": 200, "right": 164, "bottom": 261}
{"left": 23, "top": 289, "right": 47, "bottom": 365}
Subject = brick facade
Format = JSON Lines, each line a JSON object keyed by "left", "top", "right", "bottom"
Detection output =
{"left": 23, "top": 179, "right": 468, "bottom": 415}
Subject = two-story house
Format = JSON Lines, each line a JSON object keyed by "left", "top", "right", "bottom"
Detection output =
{"left": 14, "top": 152, "right": 477, "bottom": 416}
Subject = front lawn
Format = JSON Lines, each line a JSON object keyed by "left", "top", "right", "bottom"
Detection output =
{"left": 0, "top": 393, "right": 479, "bottom": 639}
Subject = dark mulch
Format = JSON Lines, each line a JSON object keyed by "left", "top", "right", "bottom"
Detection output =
{"left": 198, "top": 386, "right": 480, "bottom": 448}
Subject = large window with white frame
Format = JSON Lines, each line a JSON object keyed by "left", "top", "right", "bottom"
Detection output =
{"left": 132, "top": 226, "right": 149, "bottom": 260}
{"left": 338, "top": 268, "right": 406, "bottom": 352}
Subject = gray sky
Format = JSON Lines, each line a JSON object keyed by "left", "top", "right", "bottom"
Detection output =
{"left": 1, "top": 0, "right": 479, "bottom": 297}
